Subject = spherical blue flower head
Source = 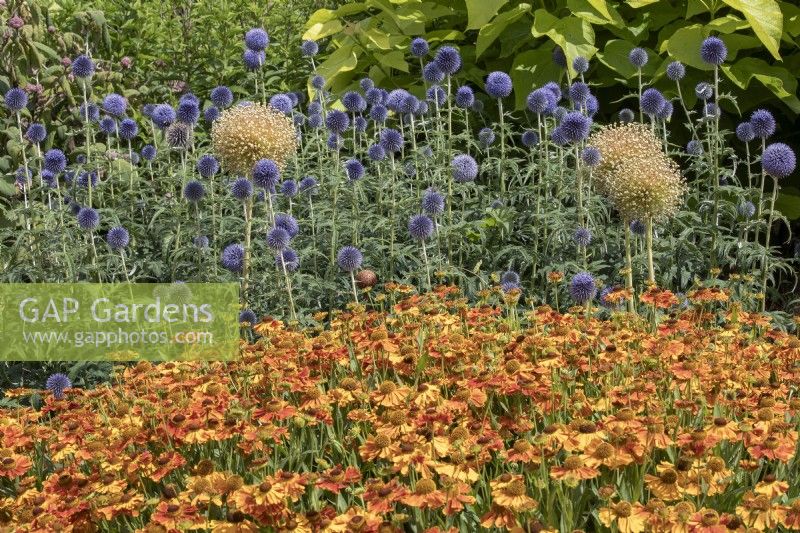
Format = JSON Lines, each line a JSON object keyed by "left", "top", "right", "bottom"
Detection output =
{"left": 408, "top": 214, "right": 434, "bottom": 240}
{"left": 239, "top": 309, "right": 257, "bottom": 324}
{"left": 569, "top": 271, "right": 597, "bottom": 303}
{"left": 628, "top": 47, "right": 648, "bottom": 68}
{"left": 619, "top": 108, "right": 635, "bottom": 123}
{"left": 500, "top": 271, "right": 520, "bottom": 288}
{"left": 25, "top": 123, "right": 47, "bottom": 144}
{"left": 107, "top": 226, "right": 130, "bottom": 250}
{"left": 327, "top": 133, "right": 343, "bottom": 151}
{"left": 386, "top": 89, "right": 410, "bottom": 112}
{"left": 337, "top": 246, "right": 363, "bottom": 272}
{"left": 423, "top": 62, "right": 445, "bottom": 84}
{"left": 176, "top": 100, "right": 200, "bottom": 124}
{"left": 151, "top": 104, "right": 176, "bottom": 129}
{"left": 243, "top": 49, "right": 265, "bottom": 70}
{"left": 119, "top": 118, "right": 138, "bottom": 140}
{"left": 98, "top": 117, "right": 117, "bottom": 136}
{"left": 703, "top": 103, "right": 720, "bottom": 120}
{"left": 141, "top": 144, "right": 157, "bottom": 161}
{"left": 629, "top": 219, "right": 645, "bottom": 235}
{"left": 426, "top": 85, "right": 446, "bottom": 105}
{"left": 14, "top": 167, "right": 30, "bottom": 188}
{"left": 762, "top": 142, "right": 796, "bottom": 178}
{"left": 738, "top": 200, "right": 756, "bottom": 219}
{"left": 102, "top": 93, "right": 127, "bottom": 117}
{"left": 210, "top": 86, "right": 234, "bottom": 108}
{"left": 410, "top": 37, "right": 429, "bottom": 58}
{"left": 657, "top": 100, "right": 674, "bottom": 121}
{"left": 275, "top": 213, "right": 299, "bottom": 238}
{"left": 311, "top": 74, "right": 326, "bottom": 90}
{"left": 640, "top": 88, "right": 666, "bottom": 116}
{"left": 526, "top": 88, "right": 554, "bottom": 115}
{"left": 77, "top": 171, "right": 98, "bottom": 188}
{"left": 453, "top": 86, "right": 475, "bottom": 109}
{"left": 585, "top": 94, "right": 599, "bottom": 117}
{"left": 581, "top": 146, "right": 601, "bottom": 167}
{"left": 301, "top": 39, "right": 319, "bottom": 56}
{"left": 736, "top": 122, "right": 755, "bottom": 143}
{"left": 77, "top": 207, "right": 100, "bottom": 230}
{"left": 299, "top": 176, "right": 318, "bottom": 194}
{"left": 194, "top": 235, "right": 210, "bottom": 248}
{"left": 369, "top": 104, "right": 388, "bottom": 124}
{"left": 342, "top": 91, "right": 367, "bottom": 113}
{"left": 269, "top": 94, "right": 294, "bottom": 115}
{"left": 281, "top": 179, "right": 298, "bottom": 198}
{"left": 71, "top": 54, "right": 95, "bottom": 78}
{"left": 379, "top": 128, "right": 403, "bottom": 153}
{"left": 41, "top": 169, "right": 58, "bottom": 188}
{"left": 398, "top": 94, "right": 419, "bottom": 115}
{"left": 553, "top": 106, "right": 568, "bottom": 122}
{"left": 344, "top": 158, "right": 365, "bottom": 182}
{"left": 542, "top": 81, "right": 562, "bottom": 103}
{"left": 485, "top": 71, "right": 512, "bottom": 99}
{"left": 750, "top": 109, "right": 776, "bottom": 138}
{"left": 76, "top": 153, "right": 87, "bottom": 164}
{"left": 230, "top": 177, "right": 253, "bottom": 201}
{"left": 452, "top": 154, "right": 478, "bottom": 183}
{"left": 422, "top": 188, "right": 445, "bottom": 216}
{"left": 142, "top": 104, "right": 156, "bottom": 118}
{"left": 366, "top": 143, "right": 386, "bottom": 162}
{"left": 46, "top": 373, "right": 72, "bottom": 399}
{"left": 478, "top": 127, "right": 495, "bottom": 146}
{"left": 130, "top": 152, "right": 141, "bottom": 166}
{"left": 266, "top": 226, "right": 290, "bottom": 251}
{"left": 434, "top": 46, "right": 461, "bottom": 75}
{"left": 471, "top": 99, "right": 484, "bottom": 113}
{"left": 552, "top": 46, "right": 567, "bottom": 68}
{"left": 276, "top": 248, "right": 300, "bottom": 271}
{"left": 550, "top": 126, "right": 568, "bottom": 147}
{"left": 700, "top": 36, "right": 727, "bottom": 65}
{"left": 572, "top": 56, "right": 589, "bottom": 74}
{"left": 43, "top": 149, "right": 67, "bottom": 174}
{"left": 308, "top": 113, "right": 323, "bottom": 128}
{"left": 573, "top": 227, "right": 592, "bottom": 247}
{"left": 179, "top": 93, "right": 199, "bottom": 106}
{"left": 221, "top": 243, "right": 245, "bottom": 273}
{"left": 365, "top": 87, "right": 386, "bottom": 106}
{"left": 521, "top": 130, "right": 540, "bottom": 148}
{"left": 686, "top": 140, "right": 704, "bottom": 155}
{"left": 305, "top": 101, "right": 322, "bottom": 116}
{"left": 325, "top": 110, "right": 350, "bottom": 133}
{"left": 245, "top": 27, "right": 269, "bottom": 51}
{"left": 559, "top": 112, "right": 592, "bottom": 143}
{"left": 183, "top": 180, "right": 205, "bottom": 202}
{"left": 68, "top": 200, "right": 81, "bottom": 215}
{"left": 79, "top": 102, "right": 100, "bottom": 122}
{"left": 354, "top": 116, "right": 367, "bottom": 133}
{"left": 666, "top": 61, "right": 685, "bottom": 81}
{"left": 252, "top": 159, "right": 280, "bottom": 189}
{"left": 4, "top": 88, "right": 27, "bottom": 112}
{"left": 205, "top": 106, "right": 220, "bottom": 123}
{"left": 360, "top": 77, "right": 375, "bottom": 92}
{"left": 695, "top": 82, "right": 713, "bottom": 100}
{"left": 568, "top": 81, "right": 591, "bottom": 104}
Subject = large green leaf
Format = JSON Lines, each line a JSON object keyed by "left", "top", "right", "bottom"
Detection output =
{"left": 510, "top": 48, "right": 563, "bottom": 110}
{"left": 568, "top": 0, "right": 624, "bottom": 26}
{"left": 782, "top": 1, "right": 800, "bottom": 37}
{"left": 303, "top": 9, "right": 344, "bottom": 41}
{"left": 663, "top": 24, "right": 712, "bottom": 70}
{"left": 597, "top": 39, "right": 658, "bottom": 80}
{"left": 721, "top": 57, "right": 800, "bottom": 111}
{"left": 476, "top": 3, "right": 531, "bottom": 58}
{"left": 376, "top": 50, "right": 409, "bottom": 72}
{"left": 775, "top": 187, "right": 800, "bottom": 219}
{"left": 465, "top": 0, "right": 508, "bottom": 30}
{"left": 314, "top": 43, "right": 359, "bottom": 88}
{"left": 721, "top": 0, "right": 783, "bottom": 60}
{"left": 532, "top": 10, "right": 597, "bottom": 77}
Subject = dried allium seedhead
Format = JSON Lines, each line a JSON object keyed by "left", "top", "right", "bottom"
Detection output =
{"left": 165, "top": 122, "right": 192, "bottom": 151}
{"left": 211, "top": 103, "right": 297, "bottom": 174}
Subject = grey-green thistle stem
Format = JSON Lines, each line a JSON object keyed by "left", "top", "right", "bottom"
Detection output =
{"left": 759, "top": 175, "right": 780, "bottom": 312}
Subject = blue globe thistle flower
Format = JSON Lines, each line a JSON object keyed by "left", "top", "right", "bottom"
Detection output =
{"left": 275, "top": 213, "right": 299, "bottom": 238}
{"left": 71, "top": 55, "right": 95, "bottom": 78}
{"left": 550, "top": 127, "right": 568, "bottom": 147}
{"left": 46, "top": 373, "right": 71, "bottom": 399}
{"left": 543, "top": 81, "right": 562, "bottom": 102}
{"left": 179, "top": 93, "right": 199, "bottom": 106}
{"left": 619, "top": 108, "right": 635, "bottom": 123}
{"left": 211, "top": 86, "right": 234, "bottom": 108}
{"left": 569, "top": 271, "right": 597, "bottom": 303}
{"left": 194, "top": 235, "right": 209, "bottom": 248}
{"left": 76, "top": 154, "right": 87, "bottom": 164}
{"left": 327, "top": 133, "right": 343, "bottom": 151}
{"left": 269, "top": 94, "right": 294, "bottom": 115}
{"left": 553, "top": 106, "right": 568, "bottom": 121}
{"left": 102, "top": 93, "right": 127, "bottom": 117}
{"left": 99, "top": 117, "right": 117, "bottom": 136}
{"left": 410, "top": 37, "right": 429, "bottom": 57}
{"left": 640, "top": 88, "right": 665, "bottom": 116}
{"left": 471, "top": 100, "right": 484, "bottom": 113}
{"left": 252, "top": 159, "right": 280, "bottom": 189}
{"left": 221, "top": 243, "right": 244, "bottom": 273}
{"left": 354, "top": 116, "right": 367, "bottom": 133}
{"left": 559, "top": 112, "right": 592, "bottom": 143}
{"left": 107, "top": 226, "right": 130, "bottom": 250}
{"left": 307, "top": 101, "right": 322, "bottom": 115}
{"left": 337, "top": 246, "right": 363, "bottom": 271}
{"left": 183, "top": 180, "right": 205, "bottom": 202}
{"left": 299, "top": 176, "right": 317, "bottom": 194}
{"left": 176, "top": 100, "right": 200, "bottom": 124}
{"left": 455, "top": 86, "right": 475, "bottom": 109}
{"left": 76, "top": 171, "right": 98, "bottom": 188}
{"left": 245, "top": 27, "right": 269, "bottom": 51}
{"left": 43, "top": 149, "right": 67, "bottom": 174}
{"left": 452, "top": 154, "right": 478, "bottom": 183}
{"left": 77, "top": 207, "right": 99, "bottom": 230}
{"left": 367, "top": 143, "right": 386, "bottom": 162}
{"left": 485, "top": 71, "right": 512, "bottom": 99}
{"left": 501, "top": 270, "right": 521, "bottom": 293}
{"left": 478, "top": 127, "right": 495, "bottom": 146}
{"left": 762, "top": 143, "right": 796, "bottom": 178}
{"left": 41, "top": 170, "right": 57, "bottom": 188}
{"left": 301, "top": 39, "right": 319, "bottom": 56}
{"left": 695, "top": 82, "right": 713, "bottom": 100}
{"left": 68, "top": 200, "right": 81, "bottom": 215}
{"left": 344, "top": 159, "right": 365, "bottom": 181}
{"left": 369, "top": 104, "right": 388, "bottom": 123}
{"left": 4, "top": 88, "right": 27, "bottom": 112}
{"left": 750, "top": 109, "right": 776, "bottom": 138}
{"left": 239, "top": 309, "right": 257, "bottom": 324}
{"left": 288, "top": 92, "right": 302, "bottom": 106}
{"left": 325, "top": 110, "right": 350, "bottom": 133}
{"left": 311, "top": 74, "right": 325, "bottom": 90}
{"left": 15, "top": 167, "right": 31, "bottom": 188}
{"left": 79, "top": 102, "right": 100, "bottom": 122}
{"left": 736, "top": 122, "right": 755, "bottom": 143}
{"left": 386, "top": 89, "right": 411, "bottom": 112}
{"left": 276, "top": 248, "right": 300, "bottom": 271}
{"left": 342, "top": 91, "right": 367, "bottom": 113}
{"left": 573, "top": 56, "right": 589, "bottom": 74}
{"left": 151, "top": 104, "right": 176, "bottom": 129}
{"left": 568, "top": 82, "right": 590, "bottom": 104}
{"left": 581, "top": 146, "right": 601, "bottom": 166}
{"left": 119, "top": 118, "right": 138, "bottom": 140}
{"left": 243, "top": 49, "right": 265, "bottom": 70}
{"left": 141, "top": 145, "right": 157, "bottom": 161}
{"left": 704, "top": 103, "right": 720, "bottom": 119}
{"left": 630, "top": 219, "right": 646, "bottom": 235}
{"left": 379, "top": 128, "right": 403, "bottom": 153}
{"left": 586, "top": 94, "right": 599, "bottom": 117}
{"left": 738, "top": 200, "right": 756, "bottom": 219}
{"left": 403, "top": 161, "right": 417, "bottom": 178}
{"left": 365, "top": 87, "right": 386, "bottom": 105}
{"left": 142, "top": 103, "right": 156, "bottom": 118}
{"left": 267, "top": 226, "right": 291, "bottom": 250}
{"left": 281, "top": 179, "right": 298, "bottom": 198}
{"left": 400, "top": 94, "right": 420, "bottom": 114}
{"left": 700, "top": 36, "right": 727, "bottom": 65}
{"left": 230, "top": 177, "right": 253, "bottom": 200}
{"left": 526, "top": 88, "right": 555, "bottom": 115}
{"left": 434, "top": 46, "right": 461, "bottom": 75}
{"left": 205, "top": 106, "right": 220, "bottom": 123}
{"left": 552, "top": 46, "right": 567, "bottom": 68}
{"left": 408, "top": 214, "right": 434, "bottom": 240}
{"left": 657, "top": 100, "right": 674, "bottom": 121}
{"left": 422, "top": 188, "right": 445, "bottom": 216}
{"left": 421, "top": 145, "right": 434, "bottom": 158}
{"left": 308, "top": 113, "right": 323, "bottom": 128}
{"left": 360, "top": 78, "right": 375, "bottom": 92}
{"left": 25, "top": 123, "right": 47, "bottom": 144}
{"left": 573, "top": 227, "right": 592, "bottom": 247}
{"left": 426, "top": 86, "right": 446, "bottom": 105}
{"left": 666, "top": 61, "right": 686, "bottom": 81}
{"left": 521, "top": 130, "right": 540, "bottom": 148}
{"left": 130, "top": 152, "right": 141, "bottom": 166}
{"left": 686, "top": 140, "right": 704, "bottom": 155}
{"left": 628, "top": 47, "right": 648, "bottom": 68}
{"left": 423, "top": 62, "right": 445, "bottom": 84}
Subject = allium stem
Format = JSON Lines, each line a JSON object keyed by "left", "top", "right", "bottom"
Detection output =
{"left": 646, "top": 216, "right": 655, "bottom": 285}
{"left": 242, "top": 199, "right": 253, "bottom": 308}
{"left": 760, "top": 176, "right": 779, "bottom": 312}
{"left": 637, "top": 69, "right": 643, "bottom": 123}
{"left": 350, "top": 271, "right": 359, "bottom": 304}
{"left": 624, "top": 221, "right": 636, "bottom": 314}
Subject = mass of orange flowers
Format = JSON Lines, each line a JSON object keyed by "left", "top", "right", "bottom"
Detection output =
{"left": 1, "top": 285, "right": 800, "bottom": 532}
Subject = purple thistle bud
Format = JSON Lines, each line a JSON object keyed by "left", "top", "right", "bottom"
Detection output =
{"left": 434, "top": 46, "right": 461, "bottom": 75}
{"left": 485, "top": 71, "right": 512, "bottom": 99}
{"left": 337, "top": 246, "right": 363, "bottom": 272}
{"left": 183, "top": 180, "right": 205, "bottom": 202}
{"left": 762, "top": 143, "right": 796, "bottom": 178}
{"left": 628, "top": 47, "right": 648, "bottom": 68}
{"left": 221, "top": 243, "right": 245, "bottom": 272}
{"left": 569, "top": 271, "right": 597, "bottom": 303}
{"left": 301, "top": 40, "right": 319, "bottom": 57}
{"left": 245, "top": 28, "right": 269, "bottom": 51}
{"left": 231, "top": 178, "right": 253, "bottom": 201}
{"left": 410, "top": 37, "right": 429, "bottom": 58}
{"left": 408, "top": 214, "right": 434, "bottom": 240}
{"left": 211, "top": 86, "right": 234, "bottom": 108}
{"left": 736, "top": 122, "right": 755, "bottom": 143}
{"left": 700, "top": 36, "right": 727, "bottom": 65}
{"left": 422, "top": 188, "right": 445, "bottom": 216}
{"left": 666, "top": 61, "right": 685, "bottom": 81}
{"left": 77, "top": 207, "right": 99, "bottom": 230}
{"left": 252, "top": 159, "right": 280, "bottom": 189}
{"left": 452, "top": 154, "right": 478, "bottom": 183}
{"left": 750, "top": 109, "right": 776, "bottom": 139}
{"left": 455, "top": 86, "right": 474, "bottom": 109}
{"left": 107, "top": 226, "right": 130, "bottom": 250}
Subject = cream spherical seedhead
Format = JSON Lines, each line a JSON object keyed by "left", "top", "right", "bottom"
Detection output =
{"left": 211, "top": 103, "right": 297, "bottom": 175}
{"left": 588, "top": 123, "right": 662, "bottom": 196}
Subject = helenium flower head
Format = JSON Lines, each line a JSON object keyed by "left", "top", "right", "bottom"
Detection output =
{"left": 455, "top": 86, "right": 475, "bottom": 109}
{"left": 434, "top": 46, "right": 461, "bottom": 75}
{"left": 750, "top": 109, "right": 776, "bottom": 138}
{"left": 666, "top": 61, "right": 685, "bottom": 81}
{"left": 4, "top": 88, "right": 27, "bottom": 112}
{"left": 485, "top": 71, "right": 512, "bottom": 99}
{"left": 452, "top": 154, "right": 478, "bottom": 183}
{"left": 569, "top": 271, "right": 597, "bottom": 303}
{"left": 301, "top": 40, "right": 319, "bottom": 57}
{"left": 25, "top": 123, "right": 47, "bottom": 144}
{"left": 221, "top": 243, "right": 245, "bottom": 273}
{"left": 77, "top": 207, "right": 100, "bottom": 230}
{"left": 410, "top": 37, "right": 429, "bottom": 57}
{"left": 252, "top": 159, "right": 280, "bottom": 189}
{"left": 43, "top": 149, "right": 67, "bottom": 174}
{"left": 231, "top": 177, "right": 253, "bottom": 201}
{"left": 183, "top": 180, "right": 205, "bottom": 202}
{"left": 337, "top": 246, "right": 363, "bottom": 272}
{"left": 245, "top": 27, "right": 269, "bottom": 51}
{"left": 211, "top": 86, "right": 234, "bottom": 108}
{"left": 107, "top": 226, "right": 130, "bottom": 250}
{"left": 408, "top": 214, "right": 434, "bottom": 240}
{"left": 628, "top": 47, "right": 648, "bottom": 68}
{"left": 422, "top": 188, "right": 445, "bottom": 216}
{"left": 700, "top": 36, "right": 727, "bottom": 65}
{"left": 102, "top": 93, "right": 127, "bottom": 117}
{"left": 71, "top": 55, "right": 95, "bottom": 78}
{"left": 762, "top": 143, "right": 796, "bottom": 178}
{"left": 46, "top": 373, "right": 72, "bottom": 399}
